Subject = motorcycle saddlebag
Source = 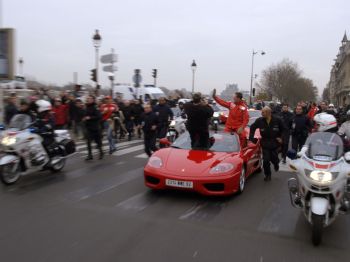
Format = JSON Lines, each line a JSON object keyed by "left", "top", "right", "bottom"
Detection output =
{"left": 61, "top": 139, "right": 76, "bottom": 155}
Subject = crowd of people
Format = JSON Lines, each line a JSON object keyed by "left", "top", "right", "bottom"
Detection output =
{"left": 3, "top": 89, "right": 350, "bottom": 174}
{"left": 3, "top": 91, "right": 174, "bottom": 160}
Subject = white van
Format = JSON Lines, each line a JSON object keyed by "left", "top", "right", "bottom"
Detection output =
{"left": 112, "top": 84, "right": 165, "bottom": 102}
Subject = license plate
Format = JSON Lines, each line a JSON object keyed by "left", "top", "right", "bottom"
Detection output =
{"left": 165, "top": 179, "right": 193, "bottom": 188}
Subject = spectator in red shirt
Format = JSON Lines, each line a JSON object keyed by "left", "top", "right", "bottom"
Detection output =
{"left": 212, "top": 89, "right": 249, "bottom": 148}
{"left": 53, "top": 98, "right": 68, "bottom": 129}
{"left": 100, "top": 96, "right": 118, "bottom": 154}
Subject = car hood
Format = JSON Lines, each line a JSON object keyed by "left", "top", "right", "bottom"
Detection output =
{"left": 155, "top": 148, "right": 238, "bottom": 177}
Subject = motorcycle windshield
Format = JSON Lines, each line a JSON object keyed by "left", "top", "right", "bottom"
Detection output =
{"left": 9, "top": 114, "right": 32, "bottom": 130}
{"left": 305, "top": 132, "right": 343, "bottom": 161}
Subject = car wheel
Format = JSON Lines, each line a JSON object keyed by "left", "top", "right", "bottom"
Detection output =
{"left": 237, "top": 167, "right": 246, "bottom": 194}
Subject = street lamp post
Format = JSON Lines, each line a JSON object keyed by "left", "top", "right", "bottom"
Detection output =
{"left": 108, "top": 73, "right": 114, "bottom": 97}
{"left": 191, "top": 60, "right": 197, "bottom": 94}
{"left": 18, "top": 57, "right": 24, "bottom": 76}
{"left": 92, "top": 29, "right": 102, "bottom": 94}
{"left": 249, "top": 50, "right": 265, "bottom": 106}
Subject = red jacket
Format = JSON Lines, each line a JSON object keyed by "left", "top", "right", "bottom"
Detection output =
{"left": 307, "top": 106, "right": 318, "bottom": 120}
{"left": 53, "top": 104, "right": 68, "bottom": 126}
{"left": 100, "top": 103, "right": 118, "bottom": 121}
{"left": 214, "top": 96, "right": 249, "bottom": 130}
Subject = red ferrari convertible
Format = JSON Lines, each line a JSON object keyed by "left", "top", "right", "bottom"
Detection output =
{"left": 144, "top": 131, "right": 262, "bottom": 196}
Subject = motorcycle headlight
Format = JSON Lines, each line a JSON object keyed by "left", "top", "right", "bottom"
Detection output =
{"left": 170, "top": 120, "right": 176, "bottom": 126}
{"left": 213, "top": 112, "right": 220, "bottom": 118}
{"left": 148, "top": 156, "right": 163, "bottom": 168}
{"left": 307, "top": 170, "right": 337, "bottom": 184}
{"left": 1, "top": 136, "right": 17, "bottom": 146}
{"left": 209, "top": 163, "right": 234, "bottom": 174}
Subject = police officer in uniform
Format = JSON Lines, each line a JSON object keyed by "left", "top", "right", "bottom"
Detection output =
{"left": 249, "top": 106, "right": 285, "bottom": 181}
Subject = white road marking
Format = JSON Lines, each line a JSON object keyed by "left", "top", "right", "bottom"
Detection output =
{"left": 113, "top": 144, "right": 144, "bottom": 156}
{"left": 135, "top": 153, "right": 148, "bottom": 158}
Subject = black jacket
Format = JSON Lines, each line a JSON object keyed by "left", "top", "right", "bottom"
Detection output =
{"left": 249, "top": 116, "right": 285, "bottom": 149}
{"left": 184, "top": 102, "right": 214, "bottom": 131}
{"left": 84, "top": 103, "right": 101, "bottom": 131}
{"left": 4, "top": 103, "right": 18, "bottom": 125}
{"left": 141, "top": 111, "right": 158, "bottom": 135}
{"left": 291, "top": 114, "right": 311, "bottom": 137}
{"left": 122, "top": 105, "right": 135, "bottom": 122}
{"left": 279, "top": 111, "right": 294, "bottom": 131}
{"left": 153, "top": 104, "right": 174, "bottom": 123}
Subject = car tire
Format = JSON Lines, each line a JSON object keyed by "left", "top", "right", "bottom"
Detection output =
{"left": 237, "top": 167, "right": 246, "bottom": 194}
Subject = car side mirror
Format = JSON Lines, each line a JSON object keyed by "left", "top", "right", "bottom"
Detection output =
{"left": 287, "top": 149, "right": 297, "bottom": 160}
{"left": 159, "top": 138, "right": 171, "bottom": 147}
{"left": 344, "top": 152, "right": 350, "bottom": 163}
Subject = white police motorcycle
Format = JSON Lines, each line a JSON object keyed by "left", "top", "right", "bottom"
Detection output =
{"left": 0, "top": 114, "right": 75, "bottom": 185}
{"left": 287, "top": 132, "right": 350, "bottom": 246}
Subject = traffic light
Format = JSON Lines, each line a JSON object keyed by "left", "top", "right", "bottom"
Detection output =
{"left": 90, "top": 69, "right": 97, "bottom": 82}
{"left": 152, "top": 69, "right": 157, "bottom": 78}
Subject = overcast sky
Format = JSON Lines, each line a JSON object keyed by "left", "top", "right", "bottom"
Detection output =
{"left": 2, "top": 0, "right": 349, "bottom": 94}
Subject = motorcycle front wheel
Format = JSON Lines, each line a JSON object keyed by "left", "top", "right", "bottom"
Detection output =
{"left": 311, "top": 214, "right": 324, "bottom": 246}
{"left": 50, "top": 156, "right": 66, "bottom": 173}
{"left": 0, "top": 162, "right": 21, "bottom": 185}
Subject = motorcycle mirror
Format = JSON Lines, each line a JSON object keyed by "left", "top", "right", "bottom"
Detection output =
{"left": 159, "top": 138, "right": 171, "bottom": 147}
{"left": 287, "top": 149, "right": 297, "bottom": 160}
{"left": 0, "top": 124, "right": 5, "bottom": 131}
{"left": 344, "top": 152, "right": 350, "bottom": 163}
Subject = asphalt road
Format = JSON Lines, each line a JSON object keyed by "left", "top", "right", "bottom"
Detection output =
{"left": 0, "top": 139, "right": 349, "bottom": 262}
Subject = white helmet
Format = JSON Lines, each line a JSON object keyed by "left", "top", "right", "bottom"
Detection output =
{"left": 314, "top": 113, "right": 337, "bottom": 132}
{"left": 35, "top": 99, "right": 52, "bottom": 113}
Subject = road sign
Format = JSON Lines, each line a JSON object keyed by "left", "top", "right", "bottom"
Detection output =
{"left": 100, "top": 53, "right": 118, "bottom": 64}
{"left": 103, "top": 65, "right": 118, "bottom": 72}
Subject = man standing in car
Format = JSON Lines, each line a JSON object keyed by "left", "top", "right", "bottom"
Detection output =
{"left": 249, "top": 106, "right": 285, "bottom": 181}
{"left": 184, "top": 93, "right": 213, "bottom": 149}
{"left": 212, "top": 89, "right": 249, "bottom": 148}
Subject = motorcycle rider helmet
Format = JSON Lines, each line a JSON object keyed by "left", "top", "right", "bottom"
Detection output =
{"left": 314, "top": 113, "right": 337, "bottom": 132}
{"left": 35, "top": 99, "right": 52, "bottom": 113}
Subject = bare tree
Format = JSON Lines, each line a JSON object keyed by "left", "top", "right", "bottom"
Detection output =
{"left": 258, "top": 59, "right": 318, "bottom": 105}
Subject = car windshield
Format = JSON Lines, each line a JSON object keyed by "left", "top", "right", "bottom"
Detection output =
{"left": 171, "top": 132, "right": 240, "bottom": 152}
{"left": 248, "top": 110, "right": 261, "bottom": 126}
{"left": 305, "top": 132, "right": 343, "bottom": 161}
{"left": 9, "top": 114, "right": 32, "bottom": 130}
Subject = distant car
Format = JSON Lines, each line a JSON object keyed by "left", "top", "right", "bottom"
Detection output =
{"left": 144, "top": 131, "right": 262, "bottom": 196}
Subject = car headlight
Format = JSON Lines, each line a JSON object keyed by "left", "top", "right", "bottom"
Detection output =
{"left": 148, "top": 156, "right": 163, "bottom": 168}
{"left": 209, "top": 163, "right": 234, "bottom": 174}
{"left": 307, "top": 170, "right": 337, "bottom": 184}
{"left": 1, "top": 136, "right": 17, "bottom": 146}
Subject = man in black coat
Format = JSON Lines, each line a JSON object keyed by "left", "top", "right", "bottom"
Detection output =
{"left": 184, "top": 93, "right": 214, "bottom": 149}
{"left": 83, "top": 95, "right": 103, "bottom": 160}
{"left": 122, "top": 100, "right": 136, "bottom": 141}
{"left": 141, "top": 104, "right": 158, "bottom": 157}
{"left": 279, "top": 103, "right": 294, "bottom": 163}
{"left": 291, "top": 105, "right": 311, "bottom": 152}
{"left": 249, "top": 106, "right": 285, "bottom": 181}
{"left": 4, "top": 96, "right": 18, "bottom": 125}
{"left": 153, "top": 97, "right": 174, "bottom": 139}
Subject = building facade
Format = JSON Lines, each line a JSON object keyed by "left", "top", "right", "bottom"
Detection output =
{"left": 329, "top": 32, "right": 350, "bottom": 106}
{"left": 220, "top": 83, "right": 238, "bottom": 101}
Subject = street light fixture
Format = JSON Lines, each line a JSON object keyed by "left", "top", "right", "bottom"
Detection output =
{"left": 249, "top": 50, "right": 265, "bottom": 106}
{"left": 191, "top": 59, "right": 197, "bottom": 94}
{"left": 18, "top": 57, "right": 24, "bottom": 76}
{"left": 92, "top": 29, "right": 102, "bottom": 93}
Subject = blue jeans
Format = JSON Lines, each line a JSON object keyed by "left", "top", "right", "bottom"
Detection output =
{"left": 103, "top": 121, "right": 116, "bottom": 151}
